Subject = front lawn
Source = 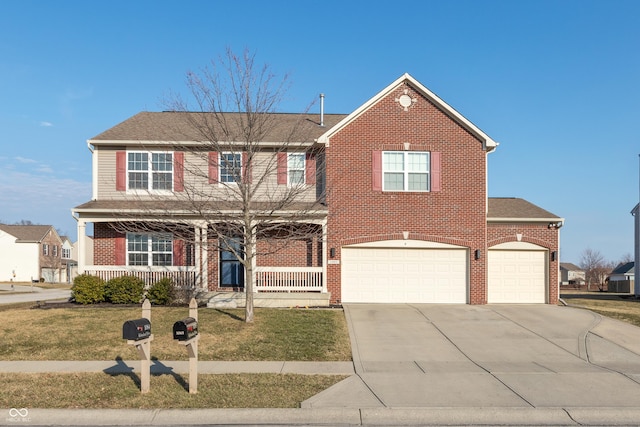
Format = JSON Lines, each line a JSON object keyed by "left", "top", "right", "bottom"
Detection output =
{"left": 561, "top": 292, "right": 640, "bottom": 327}
{"left": 0, "top": 306, "right": 352, "bottom": 361}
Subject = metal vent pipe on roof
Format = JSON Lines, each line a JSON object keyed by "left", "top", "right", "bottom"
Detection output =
{"left": 320, "top": 93, "right": 325, "bottom": 127}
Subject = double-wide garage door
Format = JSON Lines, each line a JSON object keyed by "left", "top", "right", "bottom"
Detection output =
{"left": 341, "top": 247, "right": 467, "bottom": 303}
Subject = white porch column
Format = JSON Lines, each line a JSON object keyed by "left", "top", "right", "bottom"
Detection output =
{"left": 77, "top": 220, "right": 87, "bottom": 274}
{"left": 195, "top": 222, "right": 208, "bottom": 291}
{"left": 322, "top": 219, "right": 328, "bottom": 293}
{"left": 251, "top": 221, "right": 257, "bottom": 293}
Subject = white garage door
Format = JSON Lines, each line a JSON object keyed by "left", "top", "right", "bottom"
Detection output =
{"left": 341, "top": 247, "right": 467, "bottom": 303}
{"left": 488, "top": 250, "right": 546, "bottom": 303}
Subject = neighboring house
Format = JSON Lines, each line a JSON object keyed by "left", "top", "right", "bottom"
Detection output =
{"left": 559, "top": 262, "right": 586, "bottom": 286}
{"left": 608, "top": 261, "right": 635, "bottom": 293}
{"left": 0, "top": 224, "right": 64, "bottom": 282}
{"left": 633, "top": 204, "right": 639, "bottom": 296}
{"left": 72, "top": 73, "right": 563, "bottom": 305}
{"left": 59, "top": 235, "right": 77, "bottom": 283}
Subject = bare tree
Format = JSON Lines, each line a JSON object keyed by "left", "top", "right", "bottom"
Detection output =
{"left": 112, "top": 48, "right": 326, "bottom": 322}
{"left": 579, "top": 248, "right": 614, "bottom": 291}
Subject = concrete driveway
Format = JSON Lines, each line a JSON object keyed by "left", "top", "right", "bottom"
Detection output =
{"left": 304, "top": 304, "right": 640, "bottom": 412}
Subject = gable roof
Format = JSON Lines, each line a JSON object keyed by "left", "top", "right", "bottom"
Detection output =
{"left": 89, "top": 112, "right": 347, "bottom": 146}
{"left": 560, "top": 262, "right": 583, "bottom": 271}
{"left": 487, "top": 198, "right": 563, "bottom": 223}
{"left": 0, "top": 224, "right": 55, "bottom": 243}
{"left": 611, "top": 262, "right": 634, "bottom": 275}
{"left": 317, "top": 73, "right": 498, "bottom": 151}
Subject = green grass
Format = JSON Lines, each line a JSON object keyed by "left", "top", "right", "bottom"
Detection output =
{"left": 0, "top": 306, "right": 352, "bottom": 361}
{"left": 0, "top": 373, "right": 347, "bottom": 408}
{"left": 0, "top": 305, "right": 352, "bottom": 408}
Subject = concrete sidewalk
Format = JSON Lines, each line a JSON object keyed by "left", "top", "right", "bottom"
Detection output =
{"left": 0, "top": 283, "right": 71, "bottom": 305}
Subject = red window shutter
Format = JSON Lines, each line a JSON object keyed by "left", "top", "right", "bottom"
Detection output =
{"left": 305, "top": 152, "right": 316, "bottom": 185}
{"left": 174, "top": 151, "right": 184, "bottom": 192}
{"left": 431, "top": 151, "right": 441, "bottom": 192}
{"left": 173, "top": 239, "right": 184, "bottom": 266}
{"left": 277, "top": 152, "right": 287, "bottom": 185}
{"left": 372, "top": 151, "right": 382, "bottom": 191}
{"left": 208, "top": 152, "right": 218, "bottom": 183}
{"left": 116, "top": 151, "right": 126, "bottom": 191}
{"left": 242, "top": 152, "right": 252, "bottom": 183}
{"left": 115, "top": 233, "right": 126, "bottom": 265}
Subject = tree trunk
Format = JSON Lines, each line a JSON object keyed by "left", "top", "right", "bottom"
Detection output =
{"left": 244, "top": 219, "right": 255, "bottom": 323}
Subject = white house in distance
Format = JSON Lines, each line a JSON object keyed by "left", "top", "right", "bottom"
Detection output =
{"left": 0, "top": 224, "right": 64, "bottom": 282}
{"left": 633, "top": 203, "right": 639, "bottom": 296}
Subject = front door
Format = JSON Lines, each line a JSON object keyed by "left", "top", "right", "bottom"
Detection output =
{"left": 220, "top": 236, "right": 244, "bottom": 288}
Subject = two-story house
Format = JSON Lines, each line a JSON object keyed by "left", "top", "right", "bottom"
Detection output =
{"left": 0, "top": 224, "right": 64, "bottom": 282}
{"left": 73, "top": 73, "right": 563, "bottom": 305}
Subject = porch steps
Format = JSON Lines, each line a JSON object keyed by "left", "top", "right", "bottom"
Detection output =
{"left": 205, "top": 292, "right": 331, "bottom": 309}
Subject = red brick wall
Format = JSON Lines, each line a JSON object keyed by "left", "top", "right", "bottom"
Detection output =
{"left": 93, "top": 223, "right": 121, "bottom": 265}
{"left": 488, "top": 223, "right": 560, "bottom": 304}
{"left": 325, "top": 84, "right": 488, "bottom": 304}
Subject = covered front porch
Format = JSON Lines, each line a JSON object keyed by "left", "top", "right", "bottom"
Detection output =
{"left": 74, "top": 213, "right": 330, "bottom": 306}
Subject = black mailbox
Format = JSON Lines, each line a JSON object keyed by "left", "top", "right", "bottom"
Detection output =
{"left": 173, "top": 317, "right": 198, "bottom": 341}
{"left": 123, "top": 318, "right": 151, "bottom": 341}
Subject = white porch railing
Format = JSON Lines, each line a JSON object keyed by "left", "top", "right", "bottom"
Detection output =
{"left": 255, "top": 267, "right": 324, "bottom": 292}
{"left": 83, "top": 266, "right": 198, "bottom": 289}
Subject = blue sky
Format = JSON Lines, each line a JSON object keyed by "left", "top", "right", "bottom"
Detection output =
{"left": 0, "top": 0, "right": 638, "bottom": 264}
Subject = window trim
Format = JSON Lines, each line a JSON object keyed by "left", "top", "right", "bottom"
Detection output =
{"left": 126, "top": 233, "right": 173, "bottom": 267}
{"left": 382, "top": 151, "right": 431, "bottom": 192}
{"left": 219, "top": 152, "right": 243, "bottom": 185}
{"left": 126, "top": 150, "right": 174, "bottom": 194}
{"left": 287, "top": 153, "right": 306, "bottom": 186}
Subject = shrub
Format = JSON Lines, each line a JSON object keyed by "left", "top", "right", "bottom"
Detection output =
{"left": 71, "top": 274, "right": 105, "bottom": 304}
{"left": 105, "top": 275, "right": 146, "bottom": 304}
{"left": 147, "top": 277, "right": 175, "bottom": 305}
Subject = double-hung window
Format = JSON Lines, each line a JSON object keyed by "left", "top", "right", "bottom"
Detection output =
{"left": 220, "top": 153, "right": 242, "bottom": 184}
{"left": 288, "top": 153, "right": 305, "bottom": 185}
{"left": 127, "top": 233, "right": 173, "bottom": 266}
{"left": 62, "top": 247, "right": 71, "bottom": 259}
{"left": 383, "top": 151, "right": 430, "bottom": 192}
{"left": 127, "top": 152, "right": 173, "bottom": 191}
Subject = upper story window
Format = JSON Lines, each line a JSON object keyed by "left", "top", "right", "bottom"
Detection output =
{"left": 52, "top": 245, "right": 58, "bottom": 257}
{"left": 127, "top": 233, "right": 173, "bottom": 266}
{"left": 288, "top": 153, "right": 305, "bottom": 185}
{"left": 220, "top": 153, "right": 242, "bottom": 184}
{"left": 62, "top": 248, "right": 71, "bottom": 259}
{"left": 42, "top": 244, "right": 49, "bottom": 256}
{"left": 127, "top": 152, "right": 173, "bottom": 191}
{"left": 383, "top": 151, "right": 430, "bottom": 192}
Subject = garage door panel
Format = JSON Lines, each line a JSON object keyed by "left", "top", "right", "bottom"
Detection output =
{"left": 341, "top": 247, "right": 467, "bottom": 303}
{"left": 488, "top": 250, "right": 546, "bottom": 303}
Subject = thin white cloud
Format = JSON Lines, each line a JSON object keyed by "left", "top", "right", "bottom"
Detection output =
{"left": 40, "top": 121, "right": 54, "bottom": 127}
{"left": 14, "top": 156, "right": 38, "bottom": 164}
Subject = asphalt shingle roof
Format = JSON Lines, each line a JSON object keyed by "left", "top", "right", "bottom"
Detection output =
{"left": 487, "top": 198, "right": 561, "bottom": 220}
{"left": 0, "top": 224, "right": 54, "bottom": 242}
{"left": 90, "top": 112, "right": 348, "bottom": 143}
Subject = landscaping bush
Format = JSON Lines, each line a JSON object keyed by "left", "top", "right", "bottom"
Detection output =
{"left": 147, "top": 277, "right": 175, "bottom": 305}
{"left": 105, "top": 275, "right": 146, "bottom": 304}
{"left": 71, "top": 274, "right": 105, "bottom": 304}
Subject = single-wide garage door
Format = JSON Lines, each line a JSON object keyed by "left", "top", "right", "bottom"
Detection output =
{"left": 488, "top": 250, "right": 546, "bottom": 303}
{"left": 341, "top": 247, "right": 467, "bottom": 303}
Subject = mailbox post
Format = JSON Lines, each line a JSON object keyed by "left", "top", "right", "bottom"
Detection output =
{"left": 122, "top": 299, "right": 153, "bottom": 393}
{"left": 173, "top": 298, "right": 199, "bottom": 393}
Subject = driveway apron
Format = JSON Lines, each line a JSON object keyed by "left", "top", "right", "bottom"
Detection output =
{"left": 303, "top": 304, "right": 640, "bottom": 409}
